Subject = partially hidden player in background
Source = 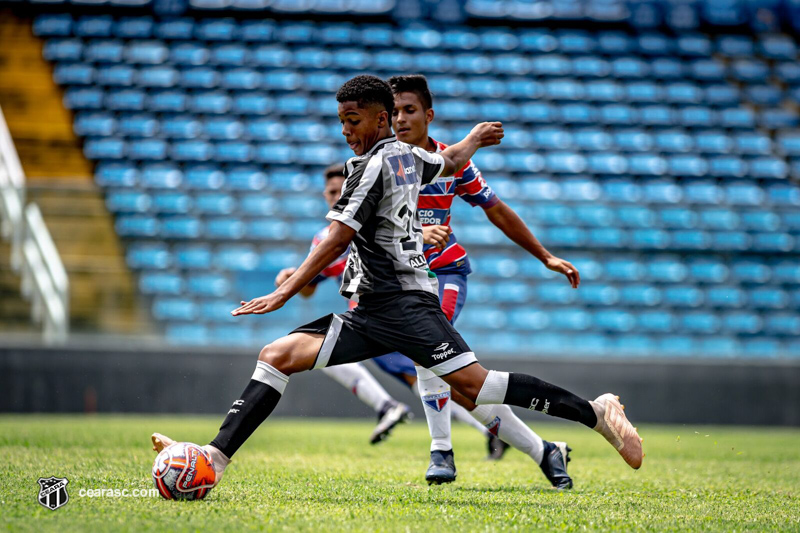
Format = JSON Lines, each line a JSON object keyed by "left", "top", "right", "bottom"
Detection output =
{"left": 152, "top": 75, "right": 643, "bottom": 492}
{"left": 388, "top": 74, "right": 578, "bottom": 487}
{"left": 276, "top": 164, "right": 510, "bottom": 454}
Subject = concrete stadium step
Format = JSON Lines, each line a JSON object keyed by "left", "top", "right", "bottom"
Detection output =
{"left": 0, "top": 9, "right": 92, "bottom": 178}
{"left": 20, "top": 181, "right": 153, "bottom": 335}
{"left": 0, "top": 242, "right": 36, "bottom": 334}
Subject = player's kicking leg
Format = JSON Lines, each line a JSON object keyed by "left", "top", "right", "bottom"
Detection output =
{"left": 151, "top": 330, "right": 326, "bottom": 486}
{"left": 321, "top": 363, "right": 411, "bottom": 444}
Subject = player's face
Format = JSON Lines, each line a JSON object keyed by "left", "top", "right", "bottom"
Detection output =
{"left": 392, "top": 92, "right": 433, "bottom": 148}
{"left": 323, "top": 176, "right": 344, "bottom": 209}
{"left": 338, "top": 101, "right": 389, "bottom": 156}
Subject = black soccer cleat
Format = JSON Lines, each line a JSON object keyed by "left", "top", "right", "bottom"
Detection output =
{"left": 539, "top": 440, "right": 573, "bottom": 490}
{"left": 486, "top": 434, "right": 511, "bottom": 461}
{"left": 369, "top": 401, "right": 412, "bottom": 445}
{"left": 425, "top": 449, "right": 457, "bottom": 485}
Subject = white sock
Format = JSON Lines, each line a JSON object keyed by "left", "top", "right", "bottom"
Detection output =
{"left": 451, "top": 402, "right": 490, "bottom": 435}
{"left": 202, "top": 445, "right": 230, "bottom": 484}
{"left": 471, "top": 404, "right": 545, "bottom": 464}
{"left": 416, "top": 366, "right": 452, "bottom": 452}
{"left": 322, "top": 363, "right": 393, "bottom": 414}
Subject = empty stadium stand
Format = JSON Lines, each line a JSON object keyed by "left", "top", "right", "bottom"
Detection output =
{"left": 14, "top": 0, "right": 800, "bottom": 358}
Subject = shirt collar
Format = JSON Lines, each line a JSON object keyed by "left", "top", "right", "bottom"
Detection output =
{"left": 367, "top": 135, "right": 396, "bottom": 155}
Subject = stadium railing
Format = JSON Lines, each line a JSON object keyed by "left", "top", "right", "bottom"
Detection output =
{"left": 0, "top": 106, "right": 70, "bottom": 343}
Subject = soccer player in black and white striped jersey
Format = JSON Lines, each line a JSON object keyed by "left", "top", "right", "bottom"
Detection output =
{"left": 152, "top": 76, "right": 643, "bottom": 488}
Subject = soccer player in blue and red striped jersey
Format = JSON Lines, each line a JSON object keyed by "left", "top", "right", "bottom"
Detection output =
{"left": 389, "top": 74, "right": 580, "bottom": 487}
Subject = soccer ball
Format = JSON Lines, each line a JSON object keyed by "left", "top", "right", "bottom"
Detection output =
{"left": 152, "top": 442, "right": 216, "bottom": 500}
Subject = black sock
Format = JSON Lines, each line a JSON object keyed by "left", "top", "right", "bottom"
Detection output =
{"left": 503, "top": 373, "right": 597, "bottom": 428}
{"left": 209, "top": 379, "right": 282, "bottom": 458}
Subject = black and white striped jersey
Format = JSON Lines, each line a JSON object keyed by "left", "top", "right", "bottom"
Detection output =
{"left": 326, "top": 135, "right": 446, "bottom": 300}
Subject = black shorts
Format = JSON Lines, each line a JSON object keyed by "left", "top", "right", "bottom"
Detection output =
{"left": 291, "top": 291, "right": 477, "bottom": 376}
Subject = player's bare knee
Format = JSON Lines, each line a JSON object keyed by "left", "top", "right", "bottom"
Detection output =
{"left": 451, "top": 387, "right": 477, "bottom": 410}
{"left": 258, "top": 343, "right": 294, "bottom": 374}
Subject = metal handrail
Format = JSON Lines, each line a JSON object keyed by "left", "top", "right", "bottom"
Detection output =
{"left": 0, "top": 105, "right": 69, "bottom": 343}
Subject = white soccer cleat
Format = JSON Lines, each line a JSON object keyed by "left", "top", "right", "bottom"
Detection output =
{"left": 590, "top": 393, "right": 643, "bottom": 469}
{"left": 151, "top": 432, "right": 175, "bottom": 452}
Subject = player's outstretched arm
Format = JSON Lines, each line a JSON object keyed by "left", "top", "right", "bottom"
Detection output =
{"left": 484, "top": 200, "right": 581, "bottom": 289}
{"left": 275, "top": 267, "right": 317, "bottom": 297}
{"left": 439, "top": 122, "right": 503, "bottom": 177}
{"left": 233, "top": 221, "right": 356, "bottom": 315}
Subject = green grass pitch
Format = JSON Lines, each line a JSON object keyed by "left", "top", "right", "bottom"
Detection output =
{"left": 2, "top": 415, "right": 799, "bottom": 532}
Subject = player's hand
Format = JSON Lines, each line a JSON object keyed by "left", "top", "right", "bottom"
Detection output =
{"left": 423, "top": 225, "right": 451, "bottom": 250}
{"left": 469, "top": 122, "right": 504, "bottom": 148}
{"left": 545, "top": 256, "right": 581, "bottom": 289}
{"left": 231, "top": 292, "right": 287, "bottom": 316}
{"left": 275, "top": 267, "right": 296, "bottom": 288}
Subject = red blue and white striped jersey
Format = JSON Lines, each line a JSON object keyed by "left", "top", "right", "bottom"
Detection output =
{"left": 420, "top": 138, "right": 499, "bottom": 275}
{"left": 307, "top": 224, "right": 348, "bottom": 287}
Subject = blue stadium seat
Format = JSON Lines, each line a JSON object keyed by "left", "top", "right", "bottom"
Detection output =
{"left": 174, "top": 245, "right": 212, "bottom": 269}
{"left": 184, "top": 166, "right": 224, "bottom": 189}
{"left": 689, "top": 59, "right": 725, "bottom": 80}
{"left": 746, "top": 85, "right": 783, "bottom": 106}
{"left": 775, "top": 62, "right": 800, "bottom": 84}
{"left": 74, "top": 112, "right": 116, "bottom": 137}
{"left": 759, "top": 35, "right": 797, "bottom": 60}
{"left": 507, "top": 308, "right": 549, "bottom": 331}
{"left": 760, "top": 109, "right": 799, "bottom": 129}
{"left": 751, "top": 232, "right": 794, "bottom": 252}
{"left": 210, "top": 43, "right": 248, "bottom": 66}
{"left": 577, "top": 284, "right": 619, "bottom": 306}
{"left": 189, "top": 91, "right": 231, "bottom": 114}
{"left": 194, "top": 192, "right": 235, "bottom": 215}
{"left": 205, "top": 217, "right": 245, "bottom": 240}
{"left": 114, "top": 17, "right": 154, "bottom": 39}
{"left": 684, "top": 181, "right": 722, "bottom": 204}
{"left": 239, "top": 195, "right": 277, "bottom": 216}
{"left": 105, "top": 89, "right": 146, "bottom": 112}
{"left": 731, "top": 261, "right": 771, "bottom": 283}
{"left": 158, "top": 115, "right": 199, "bottom": 139}
{"left": 604, "top": 258, "right": 645, "bottom": 280}
{"left": 637, "top": 311, "right": 675, "bottom": 332}
{"left": 533, "top": 284, "right": 577, "bottom": 305}
{"left": 707, "top": 287, "right": 746, "bottom": 308}
{"left": 651, "top": 58, "right": 685, "bottom": 79}
{"left": 638, "top": 33, "right": 673, "bottom": 55}
{"left": 619, "top": 284, "right": 662, "bottom": 306}
{"left": 709, "top": 156, "right": 748, "bottom": 178}
{"left": 138, "top": 66, "right": 179, "bottom": 88}
{"left": 658, "top": 207, "right": 695, "bottom": 228}
{"left": 704, "top": 84, "right": 740, "bottom": 106}
{"left": 655, "top": 130, "right": 693, "bottom": 153}
{"left": 84, "top": 137, "right": 125, "bottom": 160}
{"left": 767, "top": 184, "right": 800, "bottom": 206}
{"left": 92, "top": 62, "right": 133, "bottom": 85}
{"left": 115, "top": 215, "right": 158, "bottom": 237}
{"left": 151, "top": 191, "right": 192, "bottom": 213}
{"left": 170, "top": 43, "right": 209, "bottom": 66}
{"left": 598, "top": 32, "right": 632, "bottom": 54}
{"left": 630, "top": 228, "right": 669, "bottom": 249}
{"left": 749, "top": 288, "right": 789, "bottom": 309}
{"left": 695, "top": 131, "right": 733, "bottom": 154}
{"left": 118, "top": 114, "right": 158, "bottom": 137}
{"left": 617, "top": 206, "right": 655, "bottom": 227}
{"left": 43, "top": 39, "right": 83, "bottom": 62}
{"left": 680, "top": 312, "right": 720, "bottom": 334}
{"left": 75, "top": 15, "right": 114, "bottom": 38}
{"left": 195, "top": 18, "right": 239, "bottom": 41}
{"left": 34, "top": 14, "right": 73, "bottom": 37}
{"left": 765, "top": 314, "right": 800, "bottom": 335}
{"left": 585, "top": 81, "right": 624, "bottom": 102}
{"left": 54, "top": 63, "right": 94, "bottom": 86}
{"left": 646, "top": 255, "right": 687, "bottom": 282}
{"left": 548, "top": 309, "right": 591, "bottom": 331}
{"left": 128, "top": 139, "right": 168, "bottom": 160}
{"left": 185, "top": 273, "right": 230, "bottom": 297}
{"left": 741, "top": 210, "right": 779, "bottom": 231}
{"left": 665, "top": 83, "right": 703, "bottom": 105}
{"left": 245, "top": 219, "right": 289, "bottom": 240}
{"left": 155, "top": 19, "right": 194, "bottom": 40}
{"left": 95, "top": 163, "right": 138, "bottom": 188}
{"left": 103, "top": 184, "right": 149, "bottom": 211}
{"left": 180, "top": 67, "right": 219, "bottom": 89}
{"left": 126, "top": 243, "right": 170, "bottom": 270}
{"left": 663, "top": 285, "right": 704, "bottom": 308}
{"left": 594, "top": 309, "right": 636, "bottom": 332}
{"left": 139, "top": 164, "right": 181, "bottom": 188}
{"left": 723, "top": 312, "right": 762, "bottom": 334}
{"left": 153, "top": 299, "right": 198, "bottom": 321}
{"left": 160, "top": 216, "right": 202, "bottom": 239}
{"left": 148, "top": 91, "right": 189, "bottom": 113}
{"left": 125, "top": 41, "right": 168, "bottom": 65}
{"left": 139, "top": 272, "right": 183, "bottom": 295}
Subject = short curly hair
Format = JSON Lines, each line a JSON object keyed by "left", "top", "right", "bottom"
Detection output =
{"left": 388, "top": 74, "right": 433, "bottom": 110}
{"left": 323, "top": 163, "right": 345, "bottom": 181}
{"left": 336, "top": 75, "right": 394, "bottom": 116}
